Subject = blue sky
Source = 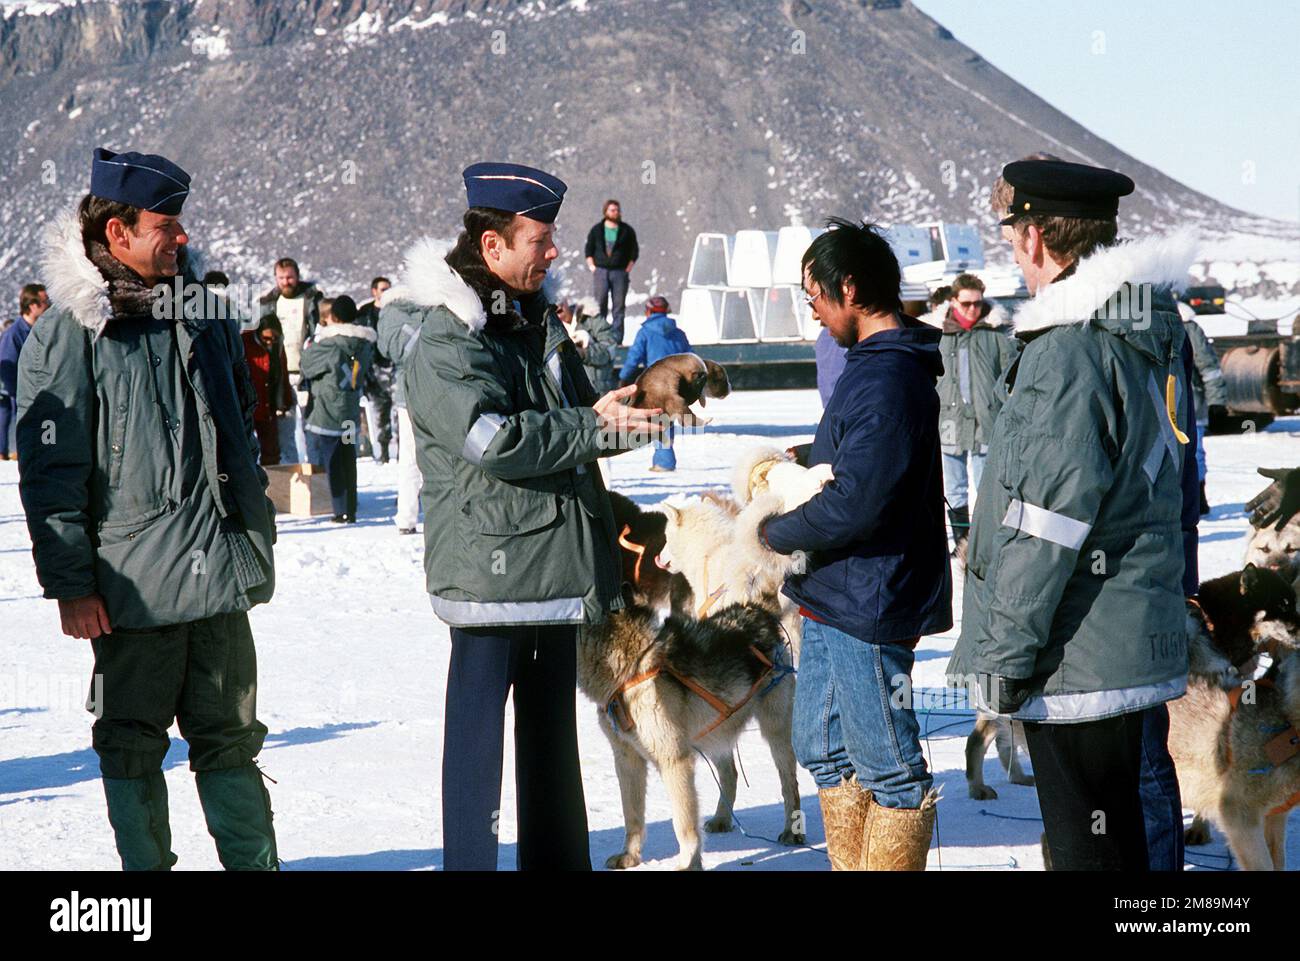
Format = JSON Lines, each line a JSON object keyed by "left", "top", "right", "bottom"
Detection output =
{"left": 911, "top": 0, "right": 1300, "bottom": 222}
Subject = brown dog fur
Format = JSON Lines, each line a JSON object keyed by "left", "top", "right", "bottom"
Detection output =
{"left": 631, "top": 353, "right": 731, "bottom": 428}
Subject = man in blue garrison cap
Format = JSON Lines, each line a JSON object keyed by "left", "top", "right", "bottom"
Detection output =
{"left": 379, "top": 162, "right": 663, "bottom": 870}
{"left": 16, "top": 147, "right": 280, "bottom": 870}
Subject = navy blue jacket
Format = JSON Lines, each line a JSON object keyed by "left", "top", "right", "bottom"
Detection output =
{"left": 0, "top": 317, "right": 33, "bottom": 398}
{"left": 618, "top": 312, "right": 692, "bottom": 383}
{"left": 763, "top": 317, "right": 953, "bottom": 643}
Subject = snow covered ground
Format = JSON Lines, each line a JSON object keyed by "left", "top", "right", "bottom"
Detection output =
{"left": 1, "top": 389, "right": 1298, "bottom": 871}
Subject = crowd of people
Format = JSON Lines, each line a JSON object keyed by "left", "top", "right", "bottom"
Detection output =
{"left": 9, "top": 143, "right": 1300, "bottom": 874}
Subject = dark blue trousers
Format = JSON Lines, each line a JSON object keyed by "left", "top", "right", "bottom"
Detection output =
{"left": 0, "top": 393, "right": 14, "bottom": 458}
{"left": 1139, "top": 703, "right": 1185, "bottom": 871}
{"left": 442, "top": 624, "right": 591, "bottom": 871}
{"left": 593, "top": 267, "right": 630, "bottom": 346}
{"left": 305, "top": 431, "right": 357, "bottom": 520}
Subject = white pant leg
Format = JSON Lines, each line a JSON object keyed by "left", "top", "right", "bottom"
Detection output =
{"left": 395, "top": 407, "right": 421, "bottom": 529}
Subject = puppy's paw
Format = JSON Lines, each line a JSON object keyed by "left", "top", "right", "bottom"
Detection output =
{"left": 968, "top": 784, "right": 998, "bottom": 800}
{"left": 703, "top": 815, "right": 734, "bottom": 834}
{"left": 778, "top": 829, "right": 806, "bottom": 846}
{"left": 1009, "top": 773, "right": 1036, "bottom": 787}
{"left": 605, "top": 851, "right": 642, "bottom": 869}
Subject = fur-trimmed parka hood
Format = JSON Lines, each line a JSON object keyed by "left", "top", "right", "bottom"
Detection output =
{"left": 384, "top": 236, "right": 488, "bottom": 333}
{"left": 385, "top": 235, "right": 560, "bottom": 336}
{"left": 311, "top": 322, "right": 377, "bottom": 344}
{"left": 39, "top": 206, "right": 206, "bottom": 338}
{"left": 1013, "top": 230, "right": 1199, "bottom": 336}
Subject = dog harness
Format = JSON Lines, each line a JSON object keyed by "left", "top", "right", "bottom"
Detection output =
{"left": 1225, "top": 677, "right": 1300, "bottom": 816}
{"left": 618, "top": 525, "right": 647, "bottom": 586}
{"left": 607, "top": 644, "right": 778, "bottom": 741}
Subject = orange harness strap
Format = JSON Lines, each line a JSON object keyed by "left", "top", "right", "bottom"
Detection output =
{"left": 607, "top": 645, "right": 776, "bottom": 740}
{"left": 618, "top": 525, "right": 647, "bottom": 587}
{"left": 1186, "top": 596, "right": 1216, "bottom": 636}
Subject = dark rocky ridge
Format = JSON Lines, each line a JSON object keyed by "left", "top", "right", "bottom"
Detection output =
{"left": 1, "top": 0, "right": 1294, "bottom": 302}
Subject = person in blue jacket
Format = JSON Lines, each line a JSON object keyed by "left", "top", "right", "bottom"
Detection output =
{"left": 759, "top": 219, "right": 952, "bottom": 870}
{"left": 0, "top": 284, "right": 49, "bottom": 458}
{"left": 618, "top": 295, "right": 692, "bottom": 472}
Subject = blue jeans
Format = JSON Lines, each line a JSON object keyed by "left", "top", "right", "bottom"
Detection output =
{"left": 941, "top": 450, "right": 985, "bottom": 510}
{"left": 1194, "top": 418, "right": 1208, "bottom": 482}
{"left": 1139, "top": 704, "right": 1184, "bottom": 871}
{"left": 793, "top": 617, "right": 932, "bottom": 809}
{"left": 652, "top": 423, "right": 676, "bottom": 470}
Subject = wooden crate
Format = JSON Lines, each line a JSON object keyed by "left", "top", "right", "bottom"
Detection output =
{"left": 264, "top": 463, "right": 333, "bottom": 517}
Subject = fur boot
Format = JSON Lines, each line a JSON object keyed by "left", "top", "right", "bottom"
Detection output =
{"left": 818, "top": 774, "right": 872, "bottom": 871}
{"left": 861, "top": 789, "right": 938, "bottom": 871}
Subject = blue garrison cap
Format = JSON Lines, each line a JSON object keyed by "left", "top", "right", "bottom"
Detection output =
{"left": 90, "top": 147, "right": 191, "bottom": 216}
{"left": 462, "top": 162, "right": 567, "bottom": 223}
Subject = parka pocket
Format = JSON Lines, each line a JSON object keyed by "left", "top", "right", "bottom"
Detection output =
{"left": 466, "top": 488, "right": 560, "bottom": 536}
{"left": 98, "top": 501, "right": 175, "bottom": 542}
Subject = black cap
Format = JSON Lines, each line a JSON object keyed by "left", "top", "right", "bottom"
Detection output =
{"left": 999, "top": 159, "right": 1134, "bottom": 225}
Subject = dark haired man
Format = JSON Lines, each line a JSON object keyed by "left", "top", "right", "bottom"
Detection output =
{"left": 17, "top": 147, "right": 279, "bottom": 870}
{"left": 258, "top": 256, "right": 323, "bottom": 463}
{"left": 357, "top": 276, "right": 395, "bottom": 464}
{"left": 382, "top": 162, "right": 661, "bottom": 870}
{"left": 584, "top": 199, "right": 638, "bottom": 346}
{"left": 947, "top": 160, "right": 1195, "bottom": 870}
{"left": 935, "top": 272, "right": 1019, "bottom": 565}
{"left": 759, "top": 218, "right": 952, "bottom": 871}
{"left": 1, "top": 283, "right": 49, "bottom": 459}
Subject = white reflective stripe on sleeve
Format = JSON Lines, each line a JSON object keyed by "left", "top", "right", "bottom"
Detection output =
{"left": 967, "top": 675, "right": 1186, "bottom": 722}
{"left": 1202, "top": 369, "right": 1222, "bottom": 381}
{"left": 1001, "top": 498, "right": 1091, "bottom": 550}
{"left": 462, "top": 412, "right": 506, "bottom": 465}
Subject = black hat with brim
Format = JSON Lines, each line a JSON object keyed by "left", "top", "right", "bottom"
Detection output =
{"left": 999, "top": 159, "right": 1134, "bottom": 225}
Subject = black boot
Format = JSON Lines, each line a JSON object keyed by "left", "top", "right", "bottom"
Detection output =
{"left": 195, "top": 763, "right": 279, "bottom": 871}
{"left": 102, "top": 772, "right": 179, "bottom": 871}
{"left": 1199, "top": 482, "right": 1210, "bottom": 516}
{"left": 947, "top": 505, "right": 970, "bottom": 566}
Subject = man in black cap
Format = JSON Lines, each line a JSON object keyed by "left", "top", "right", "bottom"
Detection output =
{"left": 947, "top": 159, "right": 1197, "bottom": 870}
{"left": 17, "top": 147, "right": 280, "bottom": 870}
{"left": 380, "top": 161, "right": 661, "bottom": 870}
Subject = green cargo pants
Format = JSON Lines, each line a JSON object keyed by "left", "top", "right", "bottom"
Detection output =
{"left": 89, "top": 611, "right": 267, "bottom": 777}
{"left": 88, "top": 611, "right": 277, "bottom": 870}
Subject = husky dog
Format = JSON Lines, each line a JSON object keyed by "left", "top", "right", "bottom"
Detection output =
{"left": 964, "top": 715, "right": 1035, "bottom": 800}
{"left": 731, "top": 445, "right": 835, "bottom": 514}
{"left": 1170, "top": 564, "right": 1300, "bottom": 863}
{"left": 606, "top": 490, "right": 693, "bottom": 615}
{"left": 1244, "top": 517, "right": 1300, "bottom": 590}
{"left": 630, "top": 353, "right": 731, "bottom": 428}
{"left": 577, "top": 599, "right": 804, "bottom": 870}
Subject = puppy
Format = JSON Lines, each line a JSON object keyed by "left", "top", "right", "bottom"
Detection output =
{"left": 631, "top": 353, "right": 731, "bottom": 428}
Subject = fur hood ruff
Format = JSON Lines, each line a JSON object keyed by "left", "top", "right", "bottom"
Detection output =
{"left": 1013, "top": 230, "right": 1199, "bottom": 335}
{"left": 40, "top": 206, "right": 207, "bottom": 338}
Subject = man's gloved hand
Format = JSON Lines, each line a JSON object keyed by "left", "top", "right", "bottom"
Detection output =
{"left": 986, "top": 674, "right": 1035, "bottom": 715}
{"left": 786, "top": 443, "right": 813, "bottom": 468}
{"left": 1247, "top": 467, "right": 1300, "bottom": 530}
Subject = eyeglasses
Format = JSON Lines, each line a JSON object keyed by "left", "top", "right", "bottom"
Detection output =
{"left": 956, "top": 298, "right": 983, "bottom": 308}
{"left": 804, "top": 290, "right": 824, "bottom": 310}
